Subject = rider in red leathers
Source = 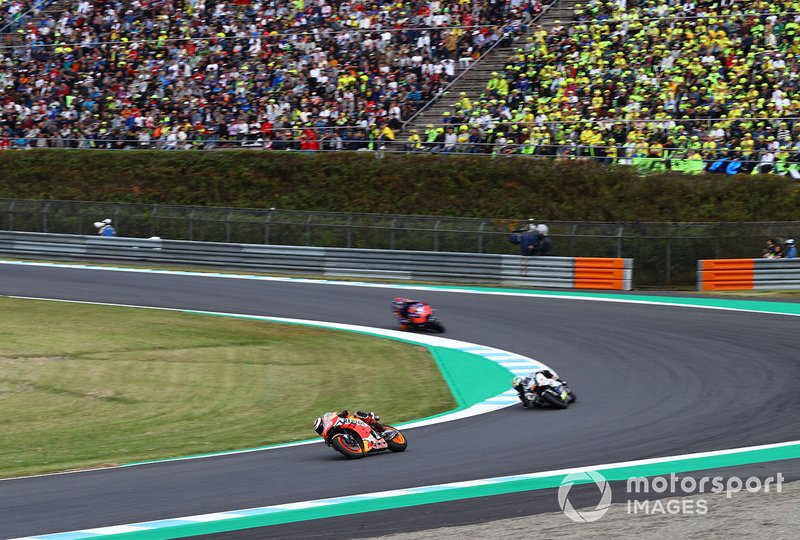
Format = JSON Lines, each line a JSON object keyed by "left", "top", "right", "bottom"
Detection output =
{"left": 392, "top": 297, "right": 421, "bottom": 330}
{"left": 339, "top": 409, "right": 385, "bottom": 433}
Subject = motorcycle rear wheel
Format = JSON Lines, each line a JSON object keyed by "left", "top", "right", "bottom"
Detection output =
{"left": 542, "top": 392, "right": 569, "bottom": 409}
{"left": 331, "top": 433, "right": 365, "bottom": 459}
{"left": 384, "top": 426, "right": 408, "bottom": 452}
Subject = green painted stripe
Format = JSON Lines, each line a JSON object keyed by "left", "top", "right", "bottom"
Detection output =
{"left": 429, "top": 346, "right": 512, "bottom": 408}
{"left": 99, "top": 442, "right": 800, "bottom": 539}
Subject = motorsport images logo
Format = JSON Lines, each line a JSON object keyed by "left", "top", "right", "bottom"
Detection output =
{"left": 558, "top": 470, "right": 785, "bottom": 522}
{"left": 557, "top": 471, "right": 612, "bottom": 523}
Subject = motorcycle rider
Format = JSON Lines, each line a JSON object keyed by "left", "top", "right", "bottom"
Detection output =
{"left": 512, "top": 369, "right": 571, "bottom": 400}
{"left": 392, "top": 296, "right": 422, "bottom": 330}
{"left": 340, "top": 409, "right": 385, "bottom": 433}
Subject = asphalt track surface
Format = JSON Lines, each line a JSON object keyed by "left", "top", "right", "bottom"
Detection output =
{"left": 1, "top": 264, "right": 799, "bottom": 539}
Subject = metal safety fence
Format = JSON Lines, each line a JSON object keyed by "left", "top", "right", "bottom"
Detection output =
{"left": 0, "top": 231, "right": 632, "bottom": 290}
{"left": 698, "top": 258, "right": 800, "bottom": 291}
{"left": 1, "top": 199, "right": 797, "bottom": 288}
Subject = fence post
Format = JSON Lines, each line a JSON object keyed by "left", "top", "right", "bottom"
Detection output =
{"left": 570, "top": 223, "right": 578, "bottom": 254}
{"left": 616, "top": 225, "right": 624, "bottom": 258}
{"left": 151, "top": 205, "right": 158, "bottom": 238}
{"left": 305, "top": 213, "right": 313, "bottom": 246}
{"left": 665, "top": 223, "right": 673, "bottom": 285}
{"left": 390, "top": 218, "right": 396, "bottom": 250}
{"left": 188, "top": 208, "right": 195, "bottom": 241}
{"left": 478, "top": 221, "right": 486, "bottom": 253}
{"left": 434, "top": 220, "right": 441, "bottom": 251}
{"left": 43, "top": 201, "right": 50, "bottom": 233}
{"left": 8, "top": 200, "right": 14, "bottom": 231}
{"left": 346, "top": 214, "right": 353, "bottom": 248}
{"left": 226, "top": 210, "right": 234, "bottom": 243}
{"left": 265, "top": 209, "right": 274, "bottom": 245}
{"left": 113, "top": 206, "right": 120, "bottom": 233}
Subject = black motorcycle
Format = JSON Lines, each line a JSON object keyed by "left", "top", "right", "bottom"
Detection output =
{"left": 515, "top": 376, "right": 576, "bottom": 409}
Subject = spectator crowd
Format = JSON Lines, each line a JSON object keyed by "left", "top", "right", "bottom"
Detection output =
{"left": 763, "top": 237, "right": 797, "bottom": 258}
{"left": 406, "top": 0, "right": 800, "bottom": 177}
{"left": 1, "top": 0, "right": 799, "bottom": 179}
{"left": 0, "top": 0, "right": 533, "bottom": 150}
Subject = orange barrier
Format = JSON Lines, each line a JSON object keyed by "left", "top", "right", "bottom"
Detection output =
{"left": 574, "top": 257, "right": 629, "bottom": 290}
{"left": 698, "top": 259, "right": 754, "bottom": 291}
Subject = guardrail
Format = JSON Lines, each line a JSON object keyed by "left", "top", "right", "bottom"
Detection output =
{"left": 697, "top": 258, "right": 800, "bottom": 291}
{"left": 0, "top": 231, "right": 633, "bottom": 290}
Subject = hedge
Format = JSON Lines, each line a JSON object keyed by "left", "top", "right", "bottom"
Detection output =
{"left": 2, "top": 150, "right": 799, "bottom": 223}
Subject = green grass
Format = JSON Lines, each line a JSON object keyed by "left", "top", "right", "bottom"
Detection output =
{"left": 0, "top": 298, "right": 455, "bottom": 478}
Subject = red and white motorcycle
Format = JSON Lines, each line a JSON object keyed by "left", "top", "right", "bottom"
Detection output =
{"left": 313, "top": 412, "right": 407, "bottom": 459}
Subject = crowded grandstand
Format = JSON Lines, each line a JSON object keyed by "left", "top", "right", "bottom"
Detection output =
{"left": 0, "top": 0, "right": 798, "bottom": 176}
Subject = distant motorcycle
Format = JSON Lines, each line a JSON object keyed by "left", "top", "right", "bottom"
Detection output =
{"left": 313, "top": 412, "right": 407, "bottom": 459}
{"left": 394, "top": 301, "right": 445, "bottom": 333}
{"left": 514, "top": 375, "right": 576, "bottom": 409}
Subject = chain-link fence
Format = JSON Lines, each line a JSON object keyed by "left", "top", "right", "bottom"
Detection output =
{"left": 1, "top": 199, "right": 797, "bottom": 288}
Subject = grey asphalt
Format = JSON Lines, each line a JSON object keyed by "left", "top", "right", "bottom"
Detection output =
{"left": 1, "top": 264, "right": 799, "bottom": 539}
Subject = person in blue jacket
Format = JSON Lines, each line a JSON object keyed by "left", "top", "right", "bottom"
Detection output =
{"left": 786, "top": 239, "right": 797, "bottom": 258}
{"left": 95, "top": 218, "right": 116, "bottom": 237}
{"left": 509, "top": 219, "right": 542, "bottom": 256}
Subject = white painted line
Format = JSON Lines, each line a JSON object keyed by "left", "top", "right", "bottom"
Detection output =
{"left": 84, "top": 525, "right": 148, "bottom": 534}
{"left": 273, "top": 501, "right": 333, "bottom": 510}
{"left": 180, "top": 512, "right": 247, "bottom": 523}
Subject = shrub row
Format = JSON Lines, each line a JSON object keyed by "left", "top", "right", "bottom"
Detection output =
{"left": 2, "top": 150, "right": 799, "bottom": 222}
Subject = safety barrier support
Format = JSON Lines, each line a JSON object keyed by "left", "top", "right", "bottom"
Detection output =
{"left": 698, "top": 258, "right": 800, "bottom": 291}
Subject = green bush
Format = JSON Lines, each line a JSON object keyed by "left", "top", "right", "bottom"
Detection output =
{"left": 2, "top": 150, "right": 799, "bottom": 222}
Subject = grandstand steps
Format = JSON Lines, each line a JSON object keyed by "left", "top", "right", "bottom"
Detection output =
{"left": 2, "top": 0, "right": 67, "bottom": 45}
{"left": 43, "top": 0, "right": 72, "bottom": 17}
{"left": 403, "top": 0, "right": 578, "bottom": 134}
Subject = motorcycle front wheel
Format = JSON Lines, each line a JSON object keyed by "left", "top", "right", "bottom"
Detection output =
{"left": 384, "top": 426, "right": 408, "bottom": 452}
{"left": 542, "top": 392, "right": 569, "bottom": 409}
{"left": 331, "top": 433, "right": 365, "bottom": 459}
{"left": 426, "top": 321, "right": 445, "bottom": 333}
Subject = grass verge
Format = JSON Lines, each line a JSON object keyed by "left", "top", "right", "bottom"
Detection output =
{"left": 0, "top": 297, "right": 455, "bottom": 478}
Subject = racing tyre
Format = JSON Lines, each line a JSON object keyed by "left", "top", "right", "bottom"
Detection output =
{"left": 427, "top": 321, "right": 445, "bottom": 333}
{"left": 542, "top": 392, "right": 569, "bottom": 409}
{"left": 568, "top": 391, "right": 577, "bottom": 404}
{"left": 331, "top": 432, "right": 365, "bottom": 459}
{"left": 384, "top": 426, "right": 408, "bottom": 452}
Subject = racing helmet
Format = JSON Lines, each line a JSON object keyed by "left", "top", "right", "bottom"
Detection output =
{"left": 392, "top": 296, "right": 405, "bottom": 310}
{"left": 512, "top": 376, "right": 524, "bottom": 387}
{"left": 540, "top": 369, "right": 554, "bottom": 379}
{"left": 313, "top": 417, "right": 324, "bottom": 435}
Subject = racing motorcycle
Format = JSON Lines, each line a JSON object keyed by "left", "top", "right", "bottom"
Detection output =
{"left": 395, "top": 302, "right": 445, "bottom": 333}
{"left": 313, "top": 412, "right": 408, "bottom": 459}
{"left": 513, "top": 375, "right": 576, "bottom": 409}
